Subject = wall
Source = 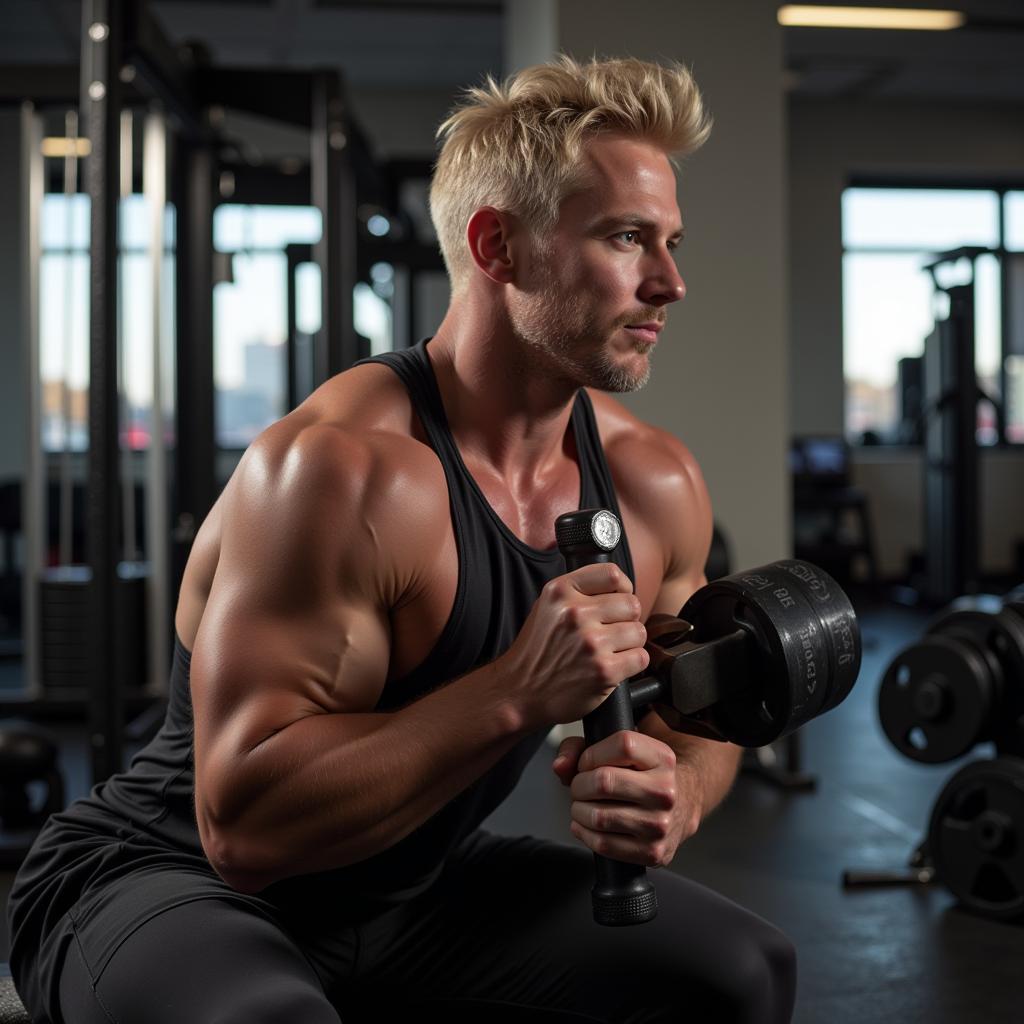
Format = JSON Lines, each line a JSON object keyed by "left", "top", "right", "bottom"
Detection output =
{"left": 553, "top": 0, "right": 790, "bottom": 570}
{"left": 789, "top": 96, "right": 1024, "bottom": 577}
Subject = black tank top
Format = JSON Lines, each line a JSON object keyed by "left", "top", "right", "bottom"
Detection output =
{"left": 359, "top": 339, "right": 636, "bottom": 710}
{"left": 8, "top": 338, "right": 636, "bottom": 956}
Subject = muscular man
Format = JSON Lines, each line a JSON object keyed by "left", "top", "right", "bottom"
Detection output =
{"left": 9, "top": 56, "right": 796, "bottom": 1023}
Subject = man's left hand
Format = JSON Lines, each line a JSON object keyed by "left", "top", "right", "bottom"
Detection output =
{"left": 552, "top": 730, "right": 704, "bottom": 867}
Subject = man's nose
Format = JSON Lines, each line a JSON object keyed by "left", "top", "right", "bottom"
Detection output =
{"left": 639, "top": 250, "right": 686, "bottom": 306}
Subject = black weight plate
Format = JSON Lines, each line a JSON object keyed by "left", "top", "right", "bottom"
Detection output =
{"left": 927, "top": 601, "right": 1024, "bottom": 759}
{"left": 773, "top": 560, "right": 861, "bottom": 713}
{"left": 928, "top": 757, "right": 1024, "bottom": 921}
{"left": 927, "top": 606, "right": 1009, "bottom": 693}
{"left": 680, "top": 560, "right": 860, "bottom": 746}
{"left": 878, "top": 635, "right": 992, "bottom": 764}
{"left": 988, "top": 606, "right": 1024, "bottom": 758}
{"left": 999, "top": 597, "right": 1024, "bottom": 634}
{"left": 928, "top": 594, "right": 1004, "bottom": 628}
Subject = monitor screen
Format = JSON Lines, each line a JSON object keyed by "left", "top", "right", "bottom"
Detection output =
{"left": 791, "top": 437, "right": 849, "bottom": 483}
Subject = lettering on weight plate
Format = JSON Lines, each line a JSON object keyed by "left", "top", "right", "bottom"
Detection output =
{"left": 784, "top": 562, "right": 831, "bottom": 602}
{"left": 741, "top": 573, "right": 772, "bottom": 591}
{"left": 773, "top": 586, "right": 797, "bottom": 609}
{"left": 798, "top": 626, "right": 818, "bottom": 694}
{"left": 834, "top": 619, "right": 856, "bottom": 664}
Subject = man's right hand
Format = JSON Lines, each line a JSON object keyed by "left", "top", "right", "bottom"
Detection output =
{"left": 498, "top": 562, "right": 650, "bottom": 729}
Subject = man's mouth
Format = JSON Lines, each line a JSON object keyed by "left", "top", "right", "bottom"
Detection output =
{"left": 622, "top": 322, "right": 663, "bottom": 345}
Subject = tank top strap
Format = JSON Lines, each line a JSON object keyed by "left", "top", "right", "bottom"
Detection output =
{"left": 354, "top": 340, "right": 461, "bottom": 472}
{"left": 353, "top": 338, "right": 636, "bottom": 584}
{"left": 571, "top": 388, "right": 637, "bottom": 587}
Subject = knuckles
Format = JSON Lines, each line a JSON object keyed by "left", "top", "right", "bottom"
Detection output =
{"left": 614, "top": 730, "right": 640, "bottom": 760}
{"left": 595, "top": 655, "right": 622, "bottom": 685}
{"left": 654, "top": 780, "right": 677, "bottom": 809}
{"left": 651, "top": 813, "right": 672, "bottom": 839}
{"left": 647, "top": 842, "right": 672, "bottom": 868}
{"left": 594, "top": 766, "right": 617, "bottom": 797}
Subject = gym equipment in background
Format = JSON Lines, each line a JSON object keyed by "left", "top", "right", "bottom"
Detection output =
{"left": 0, "top": 724, "right": 65, "bottom": 868}
{"left": 845, "top": 585, "right": 1024, "bottom": 921}
{"left": 878, "top": 590, "right": 1024, "bottom": 764}
{"left": 916, "top": 247, "right": 1006, "bottom": 607}
{"left": 556, "top": 508, "right": 862, "bottom": 926}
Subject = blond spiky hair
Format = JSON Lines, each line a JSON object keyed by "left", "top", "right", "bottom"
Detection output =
{"left": 429, "top": 54, "right": 712, "bottom": 292}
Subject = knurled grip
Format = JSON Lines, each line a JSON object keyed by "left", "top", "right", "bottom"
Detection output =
{"left": 554, "top": 509, "right": 622, "bottom": 555}
{"left": 593, "top": 888, "right": 658, "bottom": 927}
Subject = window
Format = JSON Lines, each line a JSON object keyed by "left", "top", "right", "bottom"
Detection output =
{"left": 212, "top": 204, "right": 322, "bottom": 448}
{"left": 40, "top": 194, "right": 176, "bottom": 452}
{"left": 842, "top": 187, "right": 1024, "bottom": 444}
{"left": 211, "top": 204, "right": 396, "bottom": 448}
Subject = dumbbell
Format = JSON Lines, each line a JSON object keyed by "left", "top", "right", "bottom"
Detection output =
{"left": 877, "top": 593, "right": 1024, "bottom": 764}
{"left": 556, "top": 508, "right": 861, "bottom": 926}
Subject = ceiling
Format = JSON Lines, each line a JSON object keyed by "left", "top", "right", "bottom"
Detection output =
{"left": 784, "top": 0, "right": 1024, "bottom": 103}
{"left": 2, "top": 0, "right": 1024, "bottom": 103}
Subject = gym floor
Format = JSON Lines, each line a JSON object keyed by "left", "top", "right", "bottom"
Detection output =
{"left": 1, "top": 596, "right": 1022, "bottom": 1023}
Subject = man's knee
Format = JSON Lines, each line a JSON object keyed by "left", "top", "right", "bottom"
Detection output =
{"left": 728, "top": 922, "right": 797, "bottom": 1024}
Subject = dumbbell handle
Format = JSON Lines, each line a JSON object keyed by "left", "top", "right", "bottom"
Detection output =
{"left": 555, "top": 509, "right": 658, "bottom": 927}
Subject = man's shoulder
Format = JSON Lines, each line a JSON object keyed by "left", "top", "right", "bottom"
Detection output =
{"left": 226, "top": 367, "right": 450, "bottom": 557}
{"left": 261, "top": 360, "right": 441, "bottom": 480}
{"left": 584, "top": 389, "right": 700, "bottom": 482}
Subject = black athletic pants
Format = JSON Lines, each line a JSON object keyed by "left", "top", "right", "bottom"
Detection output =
{"left": 56, "top": 831, "right": 796, "bottom": 1023}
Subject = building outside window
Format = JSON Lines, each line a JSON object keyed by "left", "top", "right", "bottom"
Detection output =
{"left": 40, "top": 193, "right": 175, "bottom": 453}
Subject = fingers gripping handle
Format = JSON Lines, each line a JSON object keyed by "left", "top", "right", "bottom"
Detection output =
{"left": 554, "top": 509, "right": 658, "bottom": 926}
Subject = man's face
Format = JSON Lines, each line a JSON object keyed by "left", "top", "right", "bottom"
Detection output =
{"left": 509, "top": 134, "right": 686, "bottom": 393}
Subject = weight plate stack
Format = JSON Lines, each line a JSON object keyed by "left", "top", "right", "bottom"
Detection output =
{"left": 878, "top": 634, "right": 993, "bottom": 764}
{"left": 988, "top": 604, "right": 1024, "bottom": 758}
{"left": 39, "top": 566, "right": 93, "bottom": 698}
{"left": 879, "top": 596, "right": 1024, "bottom": 764}
{"left": 680, "top": 560, "right": 861, "bottom": 747}
{"left": 38, "top": 563, "right": 150, "bottom": 699}
{"left": 927, "top": 756, "right": 1024, "bottom": 921}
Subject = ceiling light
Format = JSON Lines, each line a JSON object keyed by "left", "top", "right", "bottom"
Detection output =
{"left": 41, "top": 137, "right": 92, "bottom": 158}
{"left": 778, "top": 5, "right": 966, "bottom": 30}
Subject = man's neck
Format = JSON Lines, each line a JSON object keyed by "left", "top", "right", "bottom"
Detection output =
{"left": 425, "top": 299, "right": 580, "bottom": 492}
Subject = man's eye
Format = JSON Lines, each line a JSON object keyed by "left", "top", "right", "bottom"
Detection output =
{"left": 615, "top": 231, "right": 640, "bottom": 245}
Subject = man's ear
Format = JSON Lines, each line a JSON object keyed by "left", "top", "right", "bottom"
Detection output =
{"left": 466, "top": 206, "right": 518, "bottom": 285}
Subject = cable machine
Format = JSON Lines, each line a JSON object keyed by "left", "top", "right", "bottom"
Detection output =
{"left": 5, "top": 0, "right": 367, "bottom": 786}
{"left": 918, "top": 246, "right": 1004, "bottom": 606}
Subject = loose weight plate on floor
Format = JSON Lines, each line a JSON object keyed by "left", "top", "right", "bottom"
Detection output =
{"left": 878, "top": 634, "right": 993, "bottom": 763}
{"left": 927, "top": 756, "right": 1024, "bottom": 921}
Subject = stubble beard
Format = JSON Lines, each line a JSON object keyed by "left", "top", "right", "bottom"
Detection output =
{"left": 510, "top": 283, "right": 654, "bottom": 394}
